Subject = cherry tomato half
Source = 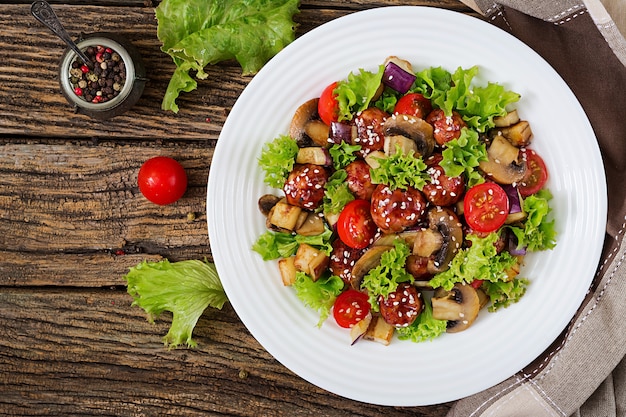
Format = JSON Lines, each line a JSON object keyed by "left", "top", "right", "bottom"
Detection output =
{"left": 333, "top": 289, "right": 371, "bottom": 328}
{"left": 318, "top": 81, "right": 340, "bottom": 126}
{"left": 138, "top": 156, "right": 188, "bottom": 205}
{"left": 518, "top": 149, "right": 548, "bottom": 197}
{"left": 393, "top": 93, "right": 433, "bottom": 119}
{"left": 463, "top": 182, "right": 510, "bottom": 233}
{"left": 337, "top": 199, "right": 378, "bottom": 249}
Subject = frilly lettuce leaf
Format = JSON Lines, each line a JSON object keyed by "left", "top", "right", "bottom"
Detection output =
{"left": 414, "top": 65, "right": 520, "bottom": 132}
{"left": 124, "top": 259, "right": 227, "bottom": 349}
{"left": 156, "top": 0, "right": 300, "bottom": 112}
{"left": 293, "top": 272, "right": 344, "bottom": 327}
{"left": 258, "top": 134, "right": 298, "bottom": 188}
{"left": 428, "top": 233, "right": 519, "bottom": 291}
{"left": 335, "top": 66, "right": 385, "bottom": 121}
{"left": 396, "top": 295, "right": 447, "bottom": 342}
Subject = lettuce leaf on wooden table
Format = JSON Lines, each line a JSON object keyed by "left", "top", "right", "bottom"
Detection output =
{"left": 124, "top": 259, "right": 228, "bottom": 349}
{"left": 156, "top": 0, "right": 300, "bottom": 112}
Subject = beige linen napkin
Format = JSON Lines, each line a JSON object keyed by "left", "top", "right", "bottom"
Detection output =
{"left": 449, "top": 1, "right": 626, "bottom": 416}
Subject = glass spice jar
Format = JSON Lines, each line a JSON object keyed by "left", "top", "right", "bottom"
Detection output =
{"left": 58, "top": 32, "right": 147, "bottom": 120}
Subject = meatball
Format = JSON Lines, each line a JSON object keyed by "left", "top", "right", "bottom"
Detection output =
{"left": 283, "top": 163, "right": 328, "bottom": 210}
{"left": 422, "top": 155, "right": 465, "bottom": 206}
{"left": 379, "top": 283, "right": 423, "bottom": 328}
{"left": 345, "top": 160, "right": 376, "bottom": 200}
{"left": 426, "top": 109, "right": 467, "bottom": 146}
{"left": 353, "top": 107, "right": 389, "bottom": 158}
{"left": 370, "top": 184, "right": 427, "bottom": 233}
{"left": 329, "top": 239, "right": 366, "bottom": 286}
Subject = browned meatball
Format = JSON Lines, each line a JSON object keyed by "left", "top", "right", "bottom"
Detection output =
{"left": 422, "top": 156, "right": 465, "bottom": 206}
{"left": 370, "top": 184, "right": 427, "bottom": 233}
{"left": 353, "top": 107, "right": 389, "bottom": 158}
{"left": 283, "top": 164, "right": 328, "bottom": 210}
{"left": 379, "top": 283, "right": 423, "bottom": 328}
{"left": 406, "top": 254, "right": 433, "bottom": 280}
{"left": 345, "top": 160, "right": 376, "bottom": 200}
{"left": 329, "top": 238, "right": 366, "bottom": 286}
{"left": 426, "top": 109, "right": 467, "bottom": 146}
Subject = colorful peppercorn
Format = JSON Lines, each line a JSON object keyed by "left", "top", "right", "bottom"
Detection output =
{"left": 69, "top": 44, "right": 126, "bottom": 104}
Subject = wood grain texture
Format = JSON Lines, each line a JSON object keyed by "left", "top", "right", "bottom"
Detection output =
{"left": 0, "top": 289, "right": 453, "bottom": 416}
{"left": 0, "top": 0, "right": 474, "bottom": 415}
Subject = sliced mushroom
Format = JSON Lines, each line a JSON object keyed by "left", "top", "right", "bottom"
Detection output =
{"left": 258, "top": 194, "right": 281, "bottom": 217}
{"left": 289, "top": 98, "right": 330, "bottom": 147}
{"left": 383, "top": 114, "right": 435, "bottom": 158}
{"left": 478, "top": 135, "right": 527, "bottom": 184}
{"left": 410, "top": 207, "right": 463, "bottom": 274}
{"left": 350, "top": 245, "right": 393, "bottom": 290}
{"left": 431, "top": 283, "right": 480, "bottom": 333}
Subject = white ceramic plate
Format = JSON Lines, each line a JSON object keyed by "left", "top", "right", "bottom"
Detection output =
{"left": 207, "top": 6, "right": 606, "bottom": 406}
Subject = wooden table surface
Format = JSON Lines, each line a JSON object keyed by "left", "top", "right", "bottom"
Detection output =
{"left": 0, "top": 1, "right": 476, "bottom": 415}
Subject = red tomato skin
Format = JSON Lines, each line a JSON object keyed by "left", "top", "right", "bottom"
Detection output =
{"left": 138, "top": 156, "right": 188, "bottom": 206}
{"left": 337, "top": 199, "right": 378, "bottom": 249}
{"left": 393, "top": 93, "right": 433, "bottom": 119}
{"left": 463, "top": 182, "right": 510, "bottom": 233}
{"left": 333, "top": 289, "right": 371, "bottom": 328}
{"left": 518, "top": 149, "right": 549, "bottom": 197}
{"left": 318, "top": 81, "right": 339, "bottom": 126}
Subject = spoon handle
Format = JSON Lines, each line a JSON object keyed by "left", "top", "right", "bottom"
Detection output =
{"left": 30, "top": 0, "right": 91, "bottom": 66}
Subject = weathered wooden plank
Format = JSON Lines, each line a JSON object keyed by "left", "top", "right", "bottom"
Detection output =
{"left": 0, "top": 142, "right": 213, "bottom": 286}
{"left": 1, "top": 2, "right": 474, "bottom": 141}
{"left": 0, "top": 288, "right": 453, "bottom": 416}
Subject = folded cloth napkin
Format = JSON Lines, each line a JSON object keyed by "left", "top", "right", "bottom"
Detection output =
{"left": 448, "top": 1, "right": 626, "bottom": 416}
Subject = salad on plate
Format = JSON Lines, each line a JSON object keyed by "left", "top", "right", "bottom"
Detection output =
{"left": 252, "top": 56, "right": 557, "bottom": 346}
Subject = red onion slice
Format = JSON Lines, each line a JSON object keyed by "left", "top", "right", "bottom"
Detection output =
{"left": 508, "top": 232, "right": 527, "bottom": 256}
{"left": 502, "top": 184, "right": 522, "bottom": 214}
{"left": 382, "top": 61, "right": 417, "bottom": 94}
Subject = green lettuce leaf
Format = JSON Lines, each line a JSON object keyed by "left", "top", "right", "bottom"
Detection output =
{"left": 428, "top": 233, "right": 519, "bottom": 291}
{"left": 258, "top": 134, "right": 298, "bottom": 188}
{"left": 156, "top": 0, "right": 300, "bottom": 112}
{"left": 440, "top": 128, "right": 488, "bottom": 188}
{"left": 396, "top": 296, "right": 447, "bottom": 343}
{"left": 414, "top": 66, "right": 520, "bottom": 132}
{"left": 322, "top": 170, "right": 355, "bottom": 216}
{"left": 483, "top": 278, "right": 529, "bottom": 312}
{"left": 329, "top": 142, "right": 361, "bottom": 170}
{"left": 292, "top": 272, "right": 344, "bottom": 327}
{"left": 335, "top": 66, "right": 385, "bottom": 121}
{"left": 361, "top": 240, "right": 413, "bottom": 311}
{"left": 508, "top": 190, "right": 557, "bottom": 252}
{"left": 124, "top": 259, "right": 227, "bottom": 349}
{"left": 252, "top": 227, "right": 334, "bottom": 260}
{"left": 369, "top": 146, "right": 429, "bottom": 191}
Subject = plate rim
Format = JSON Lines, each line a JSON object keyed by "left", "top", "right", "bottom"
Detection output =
{"left": 207, "top": 5, "right": 608, "bottom": 406}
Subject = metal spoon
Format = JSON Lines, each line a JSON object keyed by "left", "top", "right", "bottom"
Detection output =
{"left": 30, "top": 0, "right": 92, "bottom": 67}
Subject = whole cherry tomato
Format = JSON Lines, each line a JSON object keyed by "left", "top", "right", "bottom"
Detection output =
{"left": 138, "top": 156, "right": 188, "bottom": 205}
{"left": 333, "top": 289, "right": 371, "bottom": 328}
{"left": 463, "top": 182, "right": 510, "bottom": 233}
{"left": 318, "top": 81, "right": 340, "bottom": 126}
{"left": 518, "top": 149, "right": 548, "bottom": 197}
{"left": 336, "top": 199, "right": 378, "bottom": 249}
